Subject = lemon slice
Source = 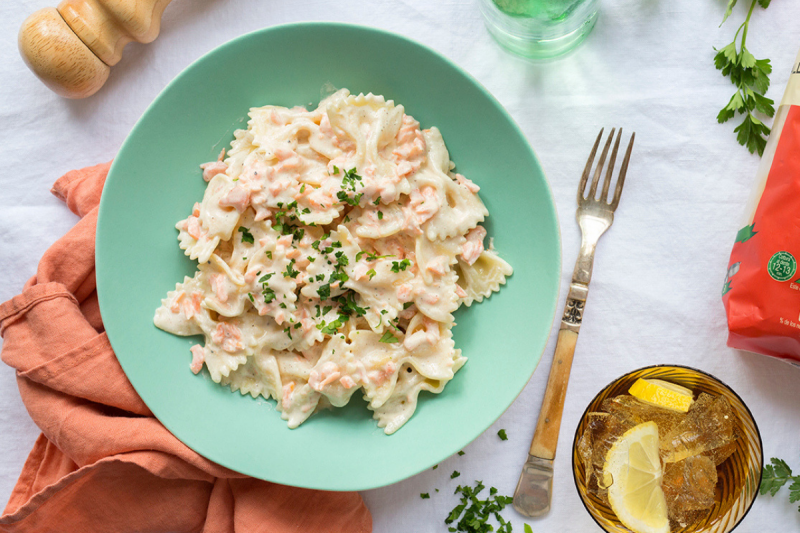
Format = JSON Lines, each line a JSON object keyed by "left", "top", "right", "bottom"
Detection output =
{"left": 604, "top": 421, "right": 669, "bottom": 533}
{"left": 628, "top": 378, "right": 694, "bottom": 413}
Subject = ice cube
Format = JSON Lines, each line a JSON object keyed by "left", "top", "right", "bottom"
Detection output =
{"left": 601, "top": 395, "right": 684, "bottom": 435}
{"left": 577, "top": 409, "right": 635, "bottom": 500}
{"left": 662, "top": 455, "right": 718, "bottom": 525}
{"left": 660, "top": 393, "right": 735, "bottom": 463}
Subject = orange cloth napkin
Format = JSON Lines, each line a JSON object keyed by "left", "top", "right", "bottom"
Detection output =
{"left": 0, "top": 163, "right": 372, "bottom": 533}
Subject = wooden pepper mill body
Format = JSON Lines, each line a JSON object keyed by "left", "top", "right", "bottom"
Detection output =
{"left": 19, "top": 0, "right": 173, "bottom": 99}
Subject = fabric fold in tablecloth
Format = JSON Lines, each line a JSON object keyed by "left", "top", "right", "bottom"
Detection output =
{"left": 0, "top": 162, "right": 372, "bottom": 533}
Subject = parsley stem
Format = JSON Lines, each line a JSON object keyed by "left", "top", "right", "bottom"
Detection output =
{"left": 740, "top": 0, "right": 757, "bottom": 51}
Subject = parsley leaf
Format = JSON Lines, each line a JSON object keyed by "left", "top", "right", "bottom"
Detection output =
{"left": 366, "top": 268, "right": 377, "bottom": 280}
{"left": 761, "top": 457, "right": 795, "bottom": 497}
{"left": 524, "top": 525, "right": 533, "bottom": 533}
{"left": 378, "top": 210, "right": 384, "bottom": 220}
{"left": 420, "top": 493, "right": 430, "bottom": 499}
{"left": 391, "top": 259, "right": 411, "bottom": 273}
{"left": 238, "top": 226, "right": 254, "bottom": 244}
{"left": 379, "top": 331, "right": 399, "bottom": 343}
{"left": 450, "top": 471, "right": 461, "bottom": 479}
{"left": 715, "top": 0, "right": 774, "bottom": 155}
{"left": 458, "top": 450, "right": 465, "bottom": 456}
{"left": 284, "top": 259, "right": 299, "bottom": 279}
{"left": 317, "top": 284, "right": 331, "bottom": 300}
{"left": 498, "top": 429, "right": 508, "bottom": 441}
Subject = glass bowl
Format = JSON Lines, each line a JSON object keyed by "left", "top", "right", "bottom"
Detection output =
{"left": 571, "top": 365, "right": 763, "bottom": 533}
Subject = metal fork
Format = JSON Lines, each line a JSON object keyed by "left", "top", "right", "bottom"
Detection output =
{"left": 512, "top": 128, "right": 635, "bottom": 518}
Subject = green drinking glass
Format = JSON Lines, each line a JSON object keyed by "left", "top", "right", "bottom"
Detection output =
{"left": 479, "top": 0, "right": 598, "bottom": 59}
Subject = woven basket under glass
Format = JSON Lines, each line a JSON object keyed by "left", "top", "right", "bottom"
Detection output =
{"left": 571, "top": 365, "right": 763, "bottom": 533}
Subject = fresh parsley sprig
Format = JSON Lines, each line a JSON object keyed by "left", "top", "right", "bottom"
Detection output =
{"left": 760, "top": 457, "right": 800, "bottom": 511}
{"left": 715, "top": 0, "right": 774, "bottom": 156}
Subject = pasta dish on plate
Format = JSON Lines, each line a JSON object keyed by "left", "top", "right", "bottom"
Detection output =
{"left": 154, "top": 89, "right": 512, "bottom": 434}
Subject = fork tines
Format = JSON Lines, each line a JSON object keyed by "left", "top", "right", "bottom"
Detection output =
{"left": 578, "top": 128, "right": 635, "bottom": 210}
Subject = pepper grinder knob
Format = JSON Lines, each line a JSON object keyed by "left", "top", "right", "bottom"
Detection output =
{"left": 18, "top": 0, "right": 173, "bottom": 99}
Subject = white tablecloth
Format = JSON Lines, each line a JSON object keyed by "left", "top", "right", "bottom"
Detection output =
{"left": 2, "top": 0, "right": 799, "bottom": 530}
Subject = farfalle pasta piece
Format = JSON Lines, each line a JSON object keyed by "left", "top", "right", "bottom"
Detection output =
{"left": 456, "top": 249, "right": 513, "bottom": 307}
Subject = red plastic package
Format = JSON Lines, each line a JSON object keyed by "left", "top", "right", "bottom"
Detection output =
{"left": 723, "top": 50, "right": 800, "bottom": 366}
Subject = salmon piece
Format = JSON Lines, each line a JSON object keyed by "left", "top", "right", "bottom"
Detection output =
{"left": 455, "top": 173, "right": 480, "bottom": 193}
{"left": 189, "top": 344, "right": 205, "bottom": 374}
{"left": 200, "top": 161, "right": 228, "bottom": 182}
{"left": 220, "top": 185, "right": 250, "bottom": 212}
{"left": 209, "top": 273, "right": 228, "bottom": 303}
{"left": 211, "top": 322, "right": 243, "bottom": 353}
{"left": 460, "top": 226, "right": 486, "bottom": 266}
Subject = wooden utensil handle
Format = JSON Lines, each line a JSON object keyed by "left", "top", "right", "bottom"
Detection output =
{"left": 18, "top": 0, "right": 174, "bottom": 98}
{"left": 528, "top": 328, "right": 578, "bottom": 460}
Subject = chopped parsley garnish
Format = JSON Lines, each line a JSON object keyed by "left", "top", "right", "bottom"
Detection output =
{"left": 341, "top": 167, "right": 362, "bottom": 191}
{"left": 337, "top": 190, "right": 362, "bottom": 206}
{"left": 238, "top": 226, "right": 254, "bottom": 244}
{"left": 318, "top": 318, "right": 344, "bottom": 335}
{"left": 322, "top": 305, "right": 333, "bottom": 316}
{"left": 259, "top": 273, "right": 276, "bottom": 303}
{"left": 403, "top": 302, "right": 414, "bottom": 309}
{"left": 300, "top": 184, "right": 305, "bottom": 193}
{"left": 293, "top": 228, "right": 305, "bottom": 241}
{"left": 294, "top": 322, "right": 302, "bottom": 329}
{"left": 450, "top": 471, "right": 461, "bottom": 479}
{"left": 367, "top": 268, "right": 377, "bottom": 280}
{"left": 283, "top": 326, "right": 292, "bottom": 340}
{"left": 312, "top": 240, "right": 320, "bottom": 251}
{"left": 317, "top": 284, "right": 331, "bottom": 300}
{"left": 433, "top": 465, "right": 438, "bottom": 470}
{"left": 377, "top": 211, "right": 384, "bottom": 220}
{"left": 315, "top": 274, "right": 325, "bottom": 282}
{"left": 335, "top": 251, "right": 349, "bottom": 267}
{"left": 373, "top": 196, "right": 381, "bottom": 205}
{"left": 330, "top": 270, "right": 349, "bottom": 284}
{"left": 379, "top": 331, "right": 399, "bottom": 343}
{"left": 333, "top": 165, "right": 340, "bottom": 174}
{"left": 458, "top": 450, "right": 465, "bottom": 456}
{"left": 391, "top": 259, "right": 411, "bottom": 273}
{"left": 302, "top": 207, "right": 311, "bottom": 214}
{"left": 247, "top": 293, "right": 254, "bottom": 302}
{"left": 333, "top": 291, "right": 367, "bottom": 317}
{"left": 265, "top": 250, "right": 273, "bottom": 259}
{"left": 279, "top": 303, "right": 287, "bottom": 309}
{"left": 445, "top": 481, "right": 515, "bottom": 533}
{"left": 497, "top": 429, "right": 508, "bottom": 441}
{"left": 283, "top": 259, "right": 299, "bottom": 279}
{"left": 420, "top": 493, "right": 430, "bottom": 499}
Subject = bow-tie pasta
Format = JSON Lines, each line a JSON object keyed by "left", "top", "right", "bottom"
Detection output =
{"left": 154, "top": 89, "right": 512, "bottom": 434}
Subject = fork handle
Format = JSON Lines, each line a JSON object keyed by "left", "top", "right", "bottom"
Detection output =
{"left": 528, "top": 328, "right": 579, "bottom": 460}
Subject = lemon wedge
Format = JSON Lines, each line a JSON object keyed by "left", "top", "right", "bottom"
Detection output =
{"left": 628, "top": 378, "right": 694, "bottom": 413}
{"left": 604, "top": 421, "right": 669, "bottom": 533}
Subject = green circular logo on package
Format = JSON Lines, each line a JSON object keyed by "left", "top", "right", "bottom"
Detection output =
{"left": 768, "top": 251, "right": 797, "bottom": 282}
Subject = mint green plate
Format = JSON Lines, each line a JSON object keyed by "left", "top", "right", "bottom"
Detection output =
{"left": 96, "top": 23, "right": 560, "bottom": 491}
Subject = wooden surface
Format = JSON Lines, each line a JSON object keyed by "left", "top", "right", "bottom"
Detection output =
{"left": 529, "top": 328, "right": 579, "bottom": 460}
{"left": 18, "top": 0, "right": 173, "bottom": 98}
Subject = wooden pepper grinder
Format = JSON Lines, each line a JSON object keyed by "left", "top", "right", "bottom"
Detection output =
{"left": 19, "top": 0, "right": 174, "bottom": 99}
